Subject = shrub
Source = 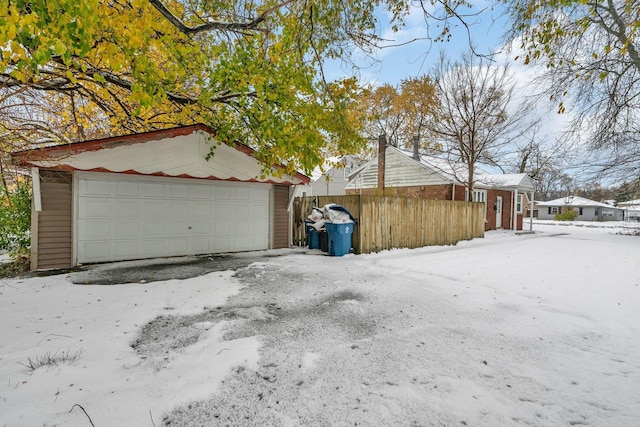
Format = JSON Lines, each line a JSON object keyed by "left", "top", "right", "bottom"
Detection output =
{"left": 0, "top": 185, "right": 31, "bottom": 258}
{"left": 554, "top": 208, "right": 578, "bottom": 221}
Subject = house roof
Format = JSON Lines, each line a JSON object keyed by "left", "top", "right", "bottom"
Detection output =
{"left": 11, "top": 124, "right": 310, "bottom": 185}
{"left": 537, "top": 196, "right": 623, "bottom": 209}
{"left": 415, "top": 154, "right": 479, "bottom": 183}
{"left": 396, "top": 147, "right": 536, "bottom": 192}
{"left": 345, "top": 146, "right": 536, "bottom": 193}
{"left": 482, "top": 173, "right": 536, "bottom": 191}
{"left": 413, "top": 154, "right": 534, "bottom": 191}
{"left": 618, "top": 199, "right": 640, "bottom": 207}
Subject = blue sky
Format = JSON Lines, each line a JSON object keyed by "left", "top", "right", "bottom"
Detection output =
{"left": 321, "top": 2, "right": 621, "bottom": 187}
{"left": 321, "top": 2, "right": 600, "bottom": 184}
{"left": 326, "top": 1, "right": 512, "bottom": 86}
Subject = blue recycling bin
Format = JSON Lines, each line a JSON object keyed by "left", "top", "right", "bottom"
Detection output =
{"left": 305, "top": 221, "right": 318, "bottom": 249}
{"left": 325, "top": 222, "right": 355, "bottom": 256}
{"left": 307, "top": 227, "right": 320, "bottom": 249}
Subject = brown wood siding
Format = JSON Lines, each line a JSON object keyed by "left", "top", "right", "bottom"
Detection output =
{"left": 273, "top": 185, "right": 290, "bottom": 249}
{"left": 36, "top": 170, "right": 72, "bottom": 269}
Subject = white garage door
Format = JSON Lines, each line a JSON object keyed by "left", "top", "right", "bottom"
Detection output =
{"left": 77, "top": 174, "right": 270, "bottom": 263}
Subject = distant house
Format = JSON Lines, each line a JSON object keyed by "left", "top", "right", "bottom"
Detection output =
{"left": 311, "top": 155, "right": 360, "bottom": 196}
{"left": 537, "top": 196, "right": 624, "bottom": 221}
{"left": 615, "top": 199, "right": 640, "bottom": 221}
{"left": 344, "top": 143, "right": 535, "bottom": 231}
{"left": 626, "top": 208, "right": 640, "bottom": 221}
{"left": 291, "top": 183, "right": 312, "bottom": 199}
{"left": 617, "top": 199, "right": 640, "bottom": 209}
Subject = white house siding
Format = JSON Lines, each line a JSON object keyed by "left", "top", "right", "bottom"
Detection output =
{"left": 580, "top": 207, "right": 598, "bottom": 221}
{"left": 539, "top": 206, "right": 590, "bottom": 220}
{"left": 312, "top": 167, "right": 350, "bottom": 195}
{"left": 539, "top": 205, "right": 624, "bottom": 221}
{"left": 384, "top": 149, "right": 448, "bottom": 187}
{"left": 346, "top": 149, "right": 449, "bottom": 191}
{"left": 600, "top": 208, "right": 624, "bottom": 221}
{"left": 537, "top": 208, "right": 554, "bottom": 220}
{"left": 346, "top": 160, "right": 379, "bottom": 190}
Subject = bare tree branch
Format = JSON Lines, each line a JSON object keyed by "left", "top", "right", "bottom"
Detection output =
{"left": 148, "top": 0, "right": 295, "bottom": 35}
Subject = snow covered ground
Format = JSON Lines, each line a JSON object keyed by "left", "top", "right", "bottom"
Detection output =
{"left": 1, "top": 220, "right": 639, "bottom": 426}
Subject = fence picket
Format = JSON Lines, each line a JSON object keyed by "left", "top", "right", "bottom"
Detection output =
{"left": 292, "top": 195, "right": 484, "bottom": 254}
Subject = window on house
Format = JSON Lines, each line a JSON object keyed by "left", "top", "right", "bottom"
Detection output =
{"left": 549, "top": 207, "right": 560, "bottom": 214}
{"left": 602, "top": 210, "right": 613, "bottom": 217}
{"left": 516, "top": 194, "right": 524, "bottom": 214}
{"left": 578, "top": 207, "right": 583, "bottom": 215}
{"left": 465, "top": 189, "right": 487, "bottom": 220}
{"left": 343, "top": 166, "right": 351, "bottom": 180}
{"left": 468, "top": 189, "right": 486, "bottom": 203}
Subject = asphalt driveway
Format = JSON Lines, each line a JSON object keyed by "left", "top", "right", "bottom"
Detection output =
{"left": 68, "top": 251, "right": 296, "bottom": 285}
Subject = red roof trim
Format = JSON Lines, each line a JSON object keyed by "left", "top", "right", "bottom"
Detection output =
{"left": 11, "top": 124, "right": 310, "bottom": 184}
{"left": 38, "top": 166, "right": 300, "bottom": 185}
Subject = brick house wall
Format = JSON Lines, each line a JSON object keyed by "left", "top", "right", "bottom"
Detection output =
{"left": 485, "top": 189, "right": 512, "bottom": 231}
{"left": 346, "top": 184, "right": 454, "bottom": 200}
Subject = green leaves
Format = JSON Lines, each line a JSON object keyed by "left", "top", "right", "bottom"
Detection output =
{"left": 52, "top": 41, "right": 67, "bottom": 56}
{"left": 2, "top": 0, "right": 469, "bottom": 174}
{"left": 0, "top": 185, "right": 31, "bottom": 258}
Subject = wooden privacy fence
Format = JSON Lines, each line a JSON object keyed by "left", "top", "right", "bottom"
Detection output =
{"left": 292, "top": 195, "right": 485, "bottom": 254}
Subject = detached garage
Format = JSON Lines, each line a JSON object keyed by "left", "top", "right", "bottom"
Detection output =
{"left": 12, "top": 125, "right": 309, "bottom": 270}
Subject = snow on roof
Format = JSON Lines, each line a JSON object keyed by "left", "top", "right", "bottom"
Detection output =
{"left": 537, "top": 196, "right": 623, "bottom": 209}
{"left": 481, "top": 173, "right": 535, "bottom": 191}
{"left": 493, "top": 173, "right": 529, "bottom": 186}
{"left": 416, "top": 154, "right": 485, "bottom": 182}
{"left": 400, "top": 149, "right": 535, "bottom": 191}
{"left": 618, "top": 199, "right": 640, "bottom": 207}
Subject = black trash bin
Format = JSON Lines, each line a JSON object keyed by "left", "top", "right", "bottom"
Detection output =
{"left": 319, "top": 230, "right": 329, "bottom": 252}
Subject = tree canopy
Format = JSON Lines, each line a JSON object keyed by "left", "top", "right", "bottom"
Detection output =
{"left": 356, "top": 75, "right": 439, "bottom": 155}
{"left": 506, "top": 0, "right": 640, "bottom": 180}
{"left": 0, "top": 0, "right": 375, "bottom": 175}
{"left": 1, "top": 0, "right": 474, "bottom": 177}
{"left": 430, "top": 52, "right": 536, "bottom": 198}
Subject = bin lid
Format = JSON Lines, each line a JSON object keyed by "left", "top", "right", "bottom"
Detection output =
{"left": 323, "top": 204, "right": 357, "bottom": 222}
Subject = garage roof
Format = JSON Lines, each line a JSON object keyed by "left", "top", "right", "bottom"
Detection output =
{"left": 11, "top": 124, "right": 310, "bottom": 185}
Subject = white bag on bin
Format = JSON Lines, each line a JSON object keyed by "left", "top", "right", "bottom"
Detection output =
{"left": 312, "top": 219, "right": 326, "bottom": 231}
{"left": 323, "top": 204, "right": 354, "bottom": 224}
{"left": 308, "top": 207, "right": 324, "bottom": 222}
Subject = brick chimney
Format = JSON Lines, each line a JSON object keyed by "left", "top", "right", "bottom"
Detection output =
{"left": 412, "top": 135, "right": 420, "bottom": 161}
{"left": 377, "top": 134, "right": 387, "bottom": 190}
